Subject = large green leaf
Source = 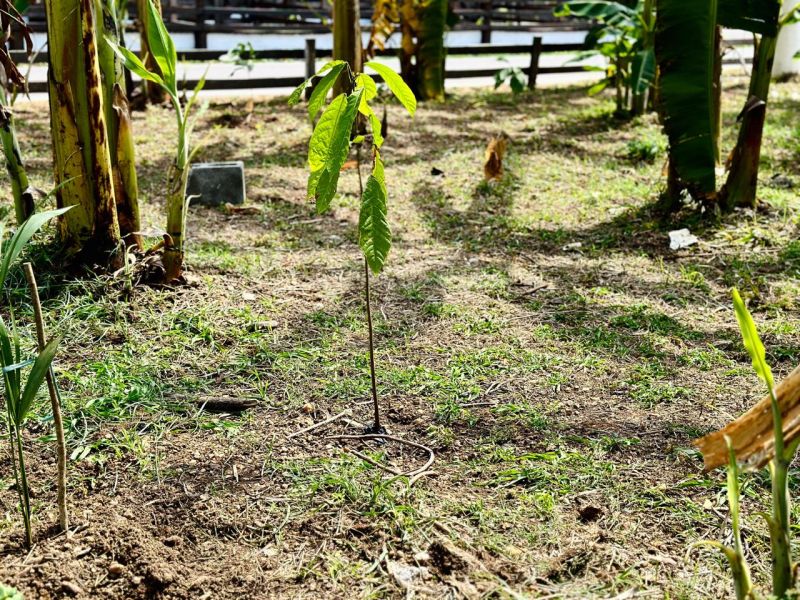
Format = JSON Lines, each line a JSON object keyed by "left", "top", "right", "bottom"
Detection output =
{"left": 106, "top": 38, "right": 165, "bottom": 87}
{"left": 307, "top": 89, "right": 364, "bottom": 213}
{"left": 0, "top": 207, "right": 71, "bottom": 290}
{"left": 732, "top": 288, "right": 773, "bottom": 389}
{"left": 145, "top": 0, "right": 177, "bottom": 92}
{"left": 718, "top": 0, "right": 780, "bottom": 35}
{"left": 630, "top": 48, "right": 655, "bottom": 95}
{"left": 288, "top": 60, "right": 347, "bottom": 106}
{"left": 655, "top": 0, "right": 719, "bottom": 194}
{"left": 13, "top": 336, "right": 61, "bottom": 426}
{"left": 307, "top": 62, "right": 347, "bottom": 122}
{"left": 359, "top": 153, "right": 391, "bottom": 274}
{"left": 364, "top": 61, "right": 417, "bottom": 116}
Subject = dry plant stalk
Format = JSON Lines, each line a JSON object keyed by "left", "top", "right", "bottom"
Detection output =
{"left": 694, "top": 364, "right": 800, "bottom": 472}
{"left": 23, "top": 262, "right": 68, "bottom": 531}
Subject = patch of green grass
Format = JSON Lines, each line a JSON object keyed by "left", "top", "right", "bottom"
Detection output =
{"left": 490, "top": 450, "right": 615, "bottom": 495}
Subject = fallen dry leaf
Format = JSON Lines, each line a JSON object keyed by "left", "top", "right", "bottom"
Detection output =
{"left": 483, "top": 134, "right": 509, "bottom": 182}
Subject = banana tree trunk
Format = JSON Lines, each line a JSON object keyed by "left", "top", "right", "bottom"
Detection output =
{"left": 399, "top": 3, "right": 416, "bottom": 90}
{"left": 163, "top": 145, "right": 188, "bottom": 282}
{"left": 416, "top": 0, "right": 447, "bottom": 101}
{"left": 45, "top": 0, "right": 122, "bottom": 267}
{"left": 720, "top": 35, "right": 777, "bottom": 211}
{"left": 137, "top": 0, "right": 166, "bottom": 104}
{"left": 96, "top": 0, "right": 142, "bottom": 249}
{"left": 333, "top": 0, "right": 363, "bottom": 97}
{"left": 0, "top": 93, "right": 32, "bottom": 225}
{"left": 162, "top": 99, "right": 189, "bottom": 282}
{"left": 397, "top": 0, "right": 447, "bottom": 101}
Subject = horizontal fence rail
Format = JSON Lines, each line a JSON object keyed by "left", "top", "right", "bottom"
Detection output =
{"left": 12, "top": 36, "right": 754, "bottom": 95}
{"left": 15, "top": 0, "right": 587, "bottom": 47}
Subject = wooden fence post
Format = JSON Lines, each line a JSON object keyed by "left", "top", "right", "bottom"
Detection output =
{"left": 304, "top": 38, "right": 316, "bottom": 100}
{"left": 528, "top": 36, "right": 542, "bottom": 90}
{"left": 481, "top": 0, "right": 492, "bottom": 43}
{"left": 194, "top": 0, "right": 208, "bottom": 49}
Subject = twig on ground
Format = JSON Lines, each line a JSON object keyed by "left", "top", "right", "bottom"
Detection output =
{"left": 343, "top": 446, "right": 402, "bottom": 476}
{"left": 328, "top": 434, "right": 435, "bottom": 477}
{"left": 288, "top": 409, "right": 351, "bottom": 439}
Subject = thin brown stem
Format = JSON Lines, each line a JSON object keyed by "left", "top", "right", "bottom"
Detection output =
{"left": 23, "top": 263, "right": 68, "bottom": 532}
{"left": 364, "top": 257, "right": 380, "bottom": 431}
{"left": 356, "top": 145, "right": 381, "bottom": 432}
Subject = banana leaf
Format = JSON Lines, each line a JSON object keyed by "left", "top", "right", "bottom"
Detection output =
{"left": 656, "top": 0, "right": 720, "bottom": 194}
{"left": 718, "top": 0, "right": 780, "bottom": 35}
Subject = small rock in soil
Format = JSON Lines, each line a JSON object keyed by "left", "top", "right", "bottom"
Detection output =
{"left": 62, "top": 581, "right": 83, "bottom": 596}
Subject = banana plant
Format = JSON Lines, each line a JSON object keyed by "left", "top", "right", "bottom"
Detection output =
{"left": 96, "top": 0, "right": 142, "bottom": 249}
{"left": 0, "top": 207, "right": 69, "bottom": 548}
{"left": 556, "top": 0, "right": 656, "bottom": 115}
{"left": 44, "top": 0, "right": 131, "bottom": 267}
{"left": 107, "top": 0, "right": 206, "bottom": 282}
{"left": 366, "top": 0, "right": 450, "bottom": 101}
{"left": 288, "top": 60, "right": 415, "bottom": 431}
{"left": 693, "top": 289, "right": 800, "bottom": 599}
{"left": 656, "top": 0, "right": 799, "bottom": 210}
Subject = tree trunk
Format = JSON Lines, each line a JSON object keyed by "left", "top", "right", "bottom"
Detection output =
{"left": 332, "top": 0, "right": 362, "bottom": 96}
{"left": 720, "top": 35, "right": 777, "bottom": 211}
{"left": 138, "top": 0, "right": 166, "bottom": 104}
{"left": 44, "top": 0, "right": 123, "bottom": 267}
{"left": 659, "top": 158, "right": 685, "bottom": 213}
{"left": 416, "top": 0, "right": 447, "bottom": 101}
{"left": 96, "top": 0, "right": 142, "bottom": 249}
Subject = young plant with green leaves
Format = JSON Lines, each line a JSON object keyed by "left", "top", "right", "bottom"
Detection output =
{"left": 556, "top": 0, "right": 656, "bottom": 115}
{"left": 288, "top": 60, "right": 416, "bottom": 431}
{"left": 0, "top": 208, "right": 69, "bottom": 547}
{"left": 693, "top": 289, "right": 800, "bottom": 599}
{"left": 493, "top": 60, "right": 527, "bottom": 94}
{"left": 108, "top": 0, "right": 206, "bottom": 282}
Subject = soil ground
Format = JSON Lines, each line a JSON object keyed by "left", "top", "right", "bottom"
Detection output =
{"left": 0, "top": 75, "right": 799, "bottom": 599}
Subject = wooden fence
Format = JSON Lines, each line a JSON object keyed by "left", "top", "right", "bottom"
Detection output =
{"left": 18, "top": 0, "right": 585, "bottom": 47}
{"left": 12, "top": 35, "right": 753, "bottom": 94}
